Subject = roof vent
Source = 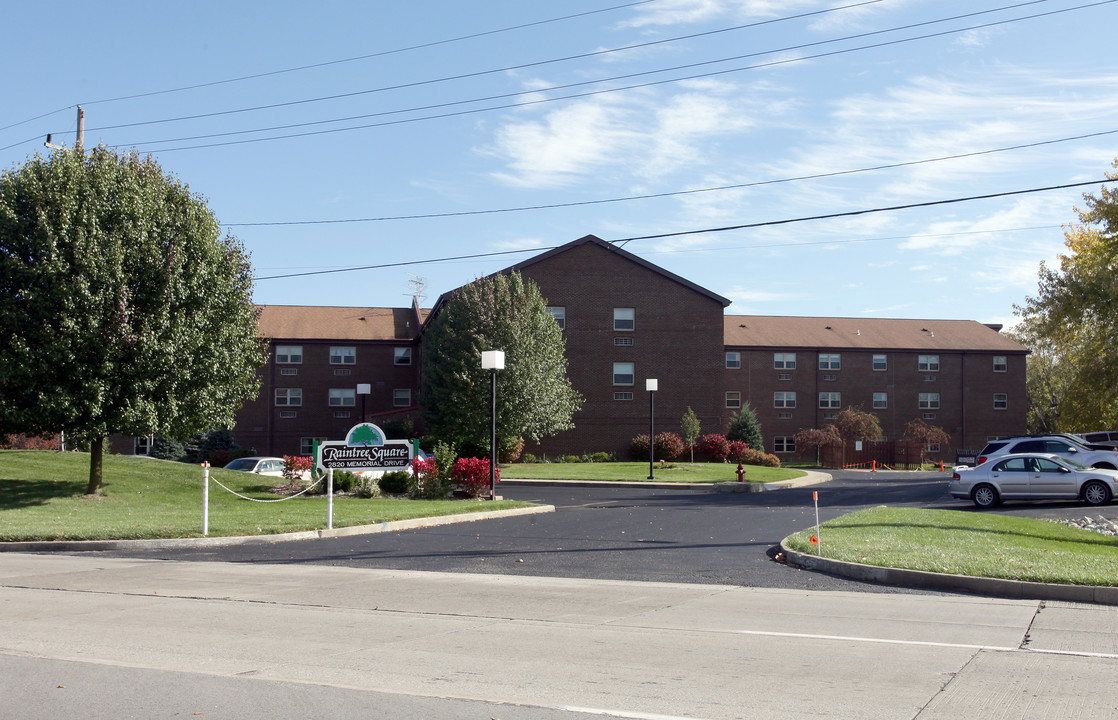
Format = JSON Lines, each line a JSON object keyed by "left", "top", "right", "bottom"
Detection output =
{"left": 856, "top": 329, "right": 861, "bottom": 335}
{"left": 825, "top": 326, "right": 832, "bottom": 330}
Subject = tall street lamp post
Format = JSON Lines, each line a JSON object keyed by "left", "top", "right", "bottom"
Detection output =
{"left": 480, "top": 350, "right": 505, "bottom": 500}
{"left": 646, "top": 378, "right": 658, "bottom": 480}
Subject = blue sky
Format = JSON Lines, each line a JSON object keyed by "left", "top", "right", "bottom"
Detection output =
{"left": 4, "top": 0, "right": 1116, "bottom": 328}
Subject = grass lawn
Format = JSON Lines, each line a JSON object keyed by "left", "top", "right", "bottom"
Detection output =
{"left": 503, "top": 461, "right": 804, "bottom": 483}
{"left": 785, "top": 506, "right": 1118, "bottom": 586}
{"left": 0, "top": 450, "right": 533, "bottom": 542}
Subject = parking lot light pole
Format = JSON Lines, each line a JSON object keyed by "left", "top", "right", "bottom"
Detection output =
{"left": 481, "top": 350, "right": 505, "bottom": 500}
{"left": 646, "top": 379, "right": 658, "bottom": 479}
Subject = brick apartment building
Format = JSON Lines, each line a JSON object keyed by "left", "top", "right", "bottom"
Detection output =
{"left": 114, "top": 235, "right": 1027, "bottom": 460}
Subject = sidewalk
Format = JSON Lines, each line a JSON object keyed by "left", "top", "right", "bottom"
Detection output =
{"left": 4, "top": 553, "right": 1118, "bottom": 719}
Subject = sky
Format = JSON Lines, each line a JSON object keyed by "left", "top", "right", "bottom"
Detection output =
{"left": 3, "top": 0, "right": 1117, "bottom": 328}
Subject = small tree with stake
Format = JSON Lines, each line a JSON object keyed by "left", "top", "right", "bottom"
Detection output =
{"left": 680, "top": 407, "right": 701, "bottom": 464}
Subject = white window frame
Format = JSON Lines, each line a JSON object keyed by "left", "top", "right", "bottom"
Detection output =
{"left": 818, "top": 354, "right": 841, "bottom": 371}
{"left": 873, "top": 392, "right": 888, "bottom": 409}
{"left": 726, "top": 391, "right": 741, "bottom": 409}
{"left": 546, "top": 306, "right": 566, "bottom": 330}
{"left": 774, "top": 436, "right": 796, "bottom": 454}
{"left": 774, "top": 353, "right": 797, "bottom": 370}
{"left": 276, "top": 345, "right": 303, "bottom": 364}
{"left": 330, "top": 346, "right": 356, "bottom": 365}
{"left": 993, "top": 393, "right": 1008, "bottom": 410}
{"left": 613, "top": 362, "right": 635, "bottom": 386}
{"left": 613, "top": 308, "right": 635, "bottom": 332}
{"left": 774, "top": 391, "right": 796, "bottom": 409}
{"left": 329, "top": 388, "right": 356, "bottom": 407}
{"left": 918, "top": 355, "right": 940, "bottom": 372}
{"left": 394, "top": 347, "right": 412, "bottom": 365}
{"left": 819, "top": 392, "right": 841, "bottom": 409}
{"left": 275, "top": 388, "right": 302, "bottom": 407}
{"left": 918, "top": 392, "right": 941, "bottom": 410}
{"left": 393, "top": 388, "right": 412, "bottom": 407}
{"left": 993, "top": 356, "right": 1007, "bottom": 373}
{"left": 873, "top": 354, "right": 887, "bottom": 371}
{"left": 726, "top": 352, "right": 741, "bottom": 369}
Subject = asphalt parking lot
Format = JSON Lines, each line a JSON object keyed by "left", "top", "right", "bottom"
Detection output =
{"left": 81, "top": 467, "right": 1101, "bottom": 594}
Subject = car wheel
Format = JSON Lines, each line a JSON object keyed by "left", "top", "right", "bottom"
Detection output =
{"left": 1083, "top": 480, "right": 1112, "bottom": 506}
{"left": 972, "top": 484, "right": 999, "bottom": 509}
{"left": 1092, "top": 463, "right": 1117, "bottom": 470}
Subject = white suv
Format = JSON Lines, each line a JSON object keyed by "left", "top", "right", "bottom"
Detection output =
{"left": 976, "top": 436, "right": 1118, "bottom": 469}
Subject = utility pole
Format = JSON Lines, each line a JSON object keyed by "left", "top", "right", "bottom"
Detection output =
{"left": 44, "top": 106, "right": 84, "bottom": 151}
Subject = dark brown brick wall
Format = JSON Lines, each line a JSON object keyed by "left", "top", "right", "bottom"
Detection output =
{"left": 518, "top": 242, "right": 727, "bottom": 458}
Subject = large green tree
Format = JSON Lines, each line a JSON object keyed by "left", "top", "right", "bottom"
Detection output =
{"left": 1015, "top": 159, "right": 1118, "bottom": 431}
{"left": 420, "top": 271, "right": 583, "bottom": 453}
{"left": 0, "top": 146, "right": 267, "bottom": 494}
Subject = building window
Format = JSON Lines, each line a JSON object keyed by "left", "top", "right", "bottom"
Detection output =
{"left": 918, "top": 355, "right": 940, "bottom": 372}
{"left": 279, "top": 410, "right": 297, "bottom": 419}
{"left": 134, "top": 436, "right": 151, "bottom": 456}
{"left": 393, "top": 388, "right": 412, "bottom": 407}
{"left": 614, "top": 392, "right": 634, "bottom": 401}
{"left": 613, "top": 362, "right": 635, "bottom": 386}
{"left": 818, "top": 354, "right": 841, "bottom": 370}
{"left": 394, "top": 347, "right": 412, "bottom": 365}
{"left": 873, "top": 354, "right": 887, "bottom": 371}
{"left": 726, "top": 352, "right": 741, "bottom": 369}
{"left": 614, "top": 337, "right": 634, "bottom": 346}
{"left": 726, "top": 391, "right": 741, "bottom": 408}
{"left": 778, "top": 373, "right": 792, "bottom": 381}
{"left": 993, "top": 393, "right": 1008, "bottom": 410}
{"left": 614, "top": 308, "right": 635, "bottom": 331}
{"left": 774, "top": 436, "right": 796, "bottom": 454}
{"left": 774, "top": 391, "right": 796, "bottom": 408}
{"left": 276, "top": 345, "right": 302, "bottom": 364}
{"left": 300, "top": 437, "right": 328, "bottom": 455}
{"left": 275, "top": 388, "right": 302, "bottom": 407}
{"left": 333, "top": 410, "right": 351, "bottom": 419}
{"left": 873, "top": 392, "right": 888, "bottom": 409}
{"left": 778, "top": 412, "right": 793, "bottom": 419}
{"left": 280, "top": 367, "right": 298, "bottom": 376}
{"left": 330, "top": 346, "right": 356, "bottom": 365}
{"left": 546, "top": 306, "right": 566, "bottom": 330}
{"left": 819, "top": 392, "right": 841, "bottom": 409}
{"left": 919, "top": 392, "right": 940, "bottom": 410}
{"left": 329, "top": 388, "right": 356, "bottom": 407}
{"left": 774, "top": 353, "right": 796, "bottom": 370}
{"left": 993, "top": 356, "right": 1007, "bottom": 373}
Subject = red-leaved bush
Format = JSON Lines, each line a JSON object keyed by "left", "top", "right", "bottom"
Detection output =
{"left": 2, "top": 433, "right": 62, "bottom": 450}
{"left": 452, "top": 457, "right": 499, "bottom": 498}
{"left": 411, "top": 456, "right": 439, "bottom": 495}
{"left": 726, "top": 441, "right": 750, "bottom": 463}
{"left": 697, "top": 433, "right": 731, "bottom": 462}
{"left": 283, "top": 455, "right": 314, "bottom": 480}
{"left": 630, "top": 432, "right": 686, "bottom": 461}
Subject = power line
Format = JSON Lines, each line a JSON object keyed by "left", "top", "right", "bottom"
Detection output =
{"left": 79, "top": 0, "right": 887, "bottom": 134}
{"left": 224, "top": 129, "right": 1118, "bottom": 227}
{"left": 254, "top": 178, "right": 1118, "bottom": 280}
{"left": 121, "top": 0, "right": 1114, "bottom": 154}
{"left": 0, "top": 1, "right": 655, "bottom": 133}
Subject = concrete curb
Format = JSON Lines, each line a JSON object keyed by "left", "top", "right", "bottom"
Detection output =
{"left": 780, "top": 539, "right": 1118, "bottom": 606}
{"left": 502, "top": 470, "right": 833, "bottom": 491}
{"left": 0, "top": 505, "right": 555, "bottom": 553}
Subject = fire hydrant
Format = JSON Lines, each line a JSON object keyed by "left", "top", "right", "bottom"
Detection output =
{"left": 736, "top": 463, "right": 746, "bottom": 482}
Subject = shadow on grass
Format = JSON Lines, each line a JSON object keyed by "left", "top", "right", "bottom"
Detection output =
{"left": 820, "top": 520, "right": 1118, "bottom": 548}
{"left": 0, "top": 478, "right": 88, "bottom": 509}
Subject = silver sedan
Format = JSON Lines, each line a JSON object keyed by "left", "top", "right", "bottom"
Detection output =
{"left": 949, "top": 453, "right": 1118, "bottom": 508}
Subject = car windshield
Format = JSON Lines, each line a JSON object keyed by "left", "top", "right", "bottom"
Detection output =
{"left": 224, "top": 458, "right": 256, "bottom": 471}
{"left": 1060, "top": 456, "right": 1088, "bottom": 470}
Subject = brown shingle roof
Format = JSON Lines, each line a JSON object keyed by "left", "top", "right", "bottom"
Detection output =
{"left": 257, "top": 305, "right": 427, "bottom": 342}
{"left": 724, "top": 316, "right": 1026, "bottom": 352}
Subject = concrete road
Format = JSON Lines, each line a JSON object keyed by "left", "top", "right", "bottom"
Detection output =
{"left": 4, "top": 553, "right": 1118, "bottom": 719}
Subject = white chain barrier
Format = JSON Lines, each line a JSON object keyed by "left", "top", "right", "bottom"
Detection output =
{"left": 202, "top": 462, "right": 330, "bottom": 536}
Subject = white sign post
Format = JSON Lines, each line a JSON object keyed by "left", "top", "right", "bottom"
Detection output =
{"left": 316, "top": 423, "right": 416, "bottom": 529}
{"left": 202, "top": 462, "right": 210, "bottom": 536}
